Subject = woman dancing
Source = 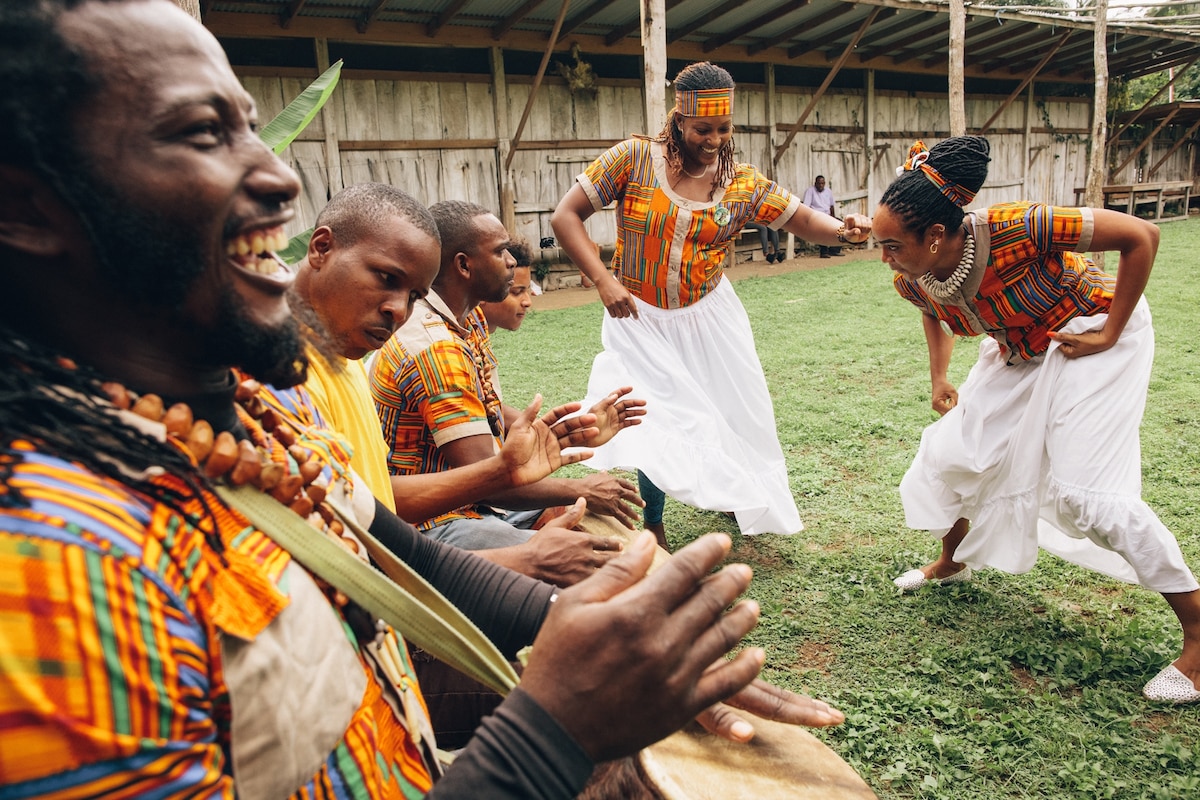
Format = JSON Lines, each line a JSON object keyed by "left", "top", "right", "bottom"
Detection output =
{"left": 551, "top": 61, "right": 869, "bottom": 545}
{"left": 879, "top": 135, "right": 1200, "bottom": 704}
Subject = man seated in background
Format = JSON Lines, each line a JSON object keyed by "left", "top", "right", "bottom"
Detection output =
{"left": 288, "top": 183, "right": 618, "bottom": 586}
{"left": 481, "top": 238, "right": 535, "bottom": 335}
{"left": 371, "top": 201, "right": 647, "bottom": 577}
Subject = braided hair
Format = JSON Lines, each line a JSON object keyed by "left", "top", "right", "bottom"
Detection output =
{"left": 879, "top": 136, "right": 991, "bottom": 236}
{"left": 654, "top": 61, "right": 737, "bottom": 199}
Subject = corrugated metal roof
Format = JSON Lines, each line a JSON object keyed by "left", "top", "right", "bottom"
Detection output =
{"left": 203, "top": 0, "right": 1200, "bottom": 82}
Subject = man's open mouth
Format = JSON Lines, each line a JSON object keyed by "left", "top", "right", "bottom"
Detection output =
{"left": 225, "top": 225, "right": 289, "bottom": 275}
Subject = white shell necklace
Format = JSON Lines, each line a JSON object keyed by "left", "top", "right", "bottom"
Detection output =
{"left": 919, "top": 232, "right": 976, "bottom": 301}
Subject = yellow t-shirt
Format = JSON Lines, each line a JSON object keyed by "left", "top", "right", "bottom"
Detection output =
{"left": 304, "top": 345, "right": 397, "bottom": 512}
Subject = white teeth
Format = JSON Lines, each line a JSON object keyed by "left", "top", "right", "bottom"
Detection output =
{"left": 251, "top": 234, "right": 264, "bottom": 254}
{"left": 236, "top": 238, "right": 251, "bottom": 256}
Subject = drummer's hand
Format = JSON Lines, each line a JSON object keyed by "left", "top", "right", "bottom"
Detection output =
{"left": 695, "top": 676, "right": 844, "bottom": 743}
{"left": 598, "top": 274, "right": 638, "bottom": 319}
{"left": 519, "top": 532, "right": 763, "bottom": 762}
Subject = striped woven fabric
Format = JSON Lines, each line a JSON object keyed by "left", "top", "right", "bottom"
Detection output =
{"left": 0, "top": 384, "right": 434, "bottom": 798}
{"left": 895, "top": 202, "right": 1113, "bottom": 363}
{"left": 579, "top": 136, "right": 797, "bottom": 309}
{"left": 371, "top": 298, "right": 503, "bottom": 530}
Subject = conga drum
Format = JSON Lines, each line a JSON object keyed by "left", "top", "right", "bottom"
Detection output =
{"left": 569, "top": 513, "right": 876, "bottom": 799}
{"left": 581, "top": 718, "right": 876, "bottom": 800}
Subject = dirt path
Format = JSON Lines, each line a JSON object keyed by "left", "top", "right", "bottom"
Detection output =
{"left": 534, "top": 251, "right": 860, "bottom": 311}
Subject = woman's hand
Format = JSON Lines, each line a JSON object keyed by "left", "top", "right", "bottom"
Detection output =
{"left": 931, "top": 378, "right": 958, "bottom": 416}
{"left": 840, "top": 213, "right": 872, "bottom": 244}
{"left": 1048, "top": 328, "right": 1116, "bottom": 360}
{"left": 598, "top": 274, "right": 639, "bottom": 319}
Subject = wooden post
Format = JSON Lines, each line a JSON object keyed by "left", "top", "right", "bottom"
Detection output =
{"left": 491, "top": 47, "right": 515, "bottom": 233}
{"left": 948, "top": 0, "right": 966, "bottom": 136}
{"left": 314, "top": 38, "right": 344, "bottom": 199}
{"left": 1023, "top": 83, "right": 1033, "bottom": 196}
{"left": 864, "top": 68, "right": 876, "bottom": 250}
{"left": 1085, "top": 0, "right": 1108, "bottom": 267}
{"left": 641, "top": 0, "right": 667, "bottom": 135}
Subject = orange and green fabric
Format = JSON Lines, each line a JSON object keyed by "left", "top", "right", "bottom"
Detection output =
{"left": 578, "top": 136, "right": 800, "bottom": 309}
{"left": 0, "top": 383, "right": 434, "bottom": 799}
{"left": 371, "top": 293, "right": 501, "bottom": 531}
{"left": 894, "top": 202, "right": 1113, "bottom": 363}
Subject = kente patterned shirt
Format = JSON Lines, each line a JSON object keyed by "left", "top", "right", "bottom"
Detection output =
{"left": 894, "top": 202, "right": 1111, "bottom": 364}
{"left": 0, "top": 379, "right": 434, "bottom": 799}
{"left": 577, "top": 136, "right": 801, "bottom": 309}
{"left": 371, "top": 291, "right": 503, "bottom": 531}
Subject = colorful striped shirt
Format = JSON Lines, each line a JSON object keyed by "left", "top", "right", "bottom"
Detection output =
{"left": 894, "top": 202, "right": 1111, "bottom": 363}
{"left": 0, "top": 380, "right": 434, "bottom": 798}
{"left": 577, "top": 136, "right": 801, "bottom": 309}
{"left": 371, "top": 292, "right": 502, "bottom": 530}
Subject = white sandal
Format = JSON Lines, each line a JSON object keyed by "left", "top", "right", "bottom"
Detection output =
{"left": 1142, "top": 665, "right": 1200, "bottom": 704}
{"left": 893, "top": 565, "right": 973, "bottom": 593}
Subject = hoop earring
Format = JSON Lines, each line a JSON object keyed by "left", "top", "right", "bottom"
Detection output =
{"left": 930, "top": 241, "right": 939, "bottom": 254}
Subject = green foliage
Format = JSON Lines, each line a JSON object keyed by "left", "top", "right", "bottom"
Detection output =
{"left": 258, "top": 59, "right": 342, "bottom": 155}
{"left": 492, "top": 218, "right": 1200, "bottom": 799}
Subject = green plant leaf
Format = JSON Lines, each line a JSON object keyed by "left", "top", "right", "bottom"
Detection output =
{"left": 278, "top": 227, "right": 312, "bottom": 265}
{"left": 259, "top": 60, "right": 342, "bottom": 155}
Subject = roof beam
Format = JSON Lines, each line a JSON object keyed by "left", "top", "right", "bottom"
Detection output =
{"left": 775, "top": 6, "right": 882, "bottom": 163}
{"left": 855, "top": 11, "right": 937, "bottom": 62}
{"left": 605, "top": 0, "right": 686, "bottom": 46}
{"left": 747, "top": 3, "right": 856, "bottom": 56}
{"left": 426, "top": 0, "right": 469, "bottom": 37}
{"left": 702, "top": 1, "right": 808, "bottom": 54}
{"left": 978, "top": 30, "right": 1071, "bottom": 134}
{"left": 278, "top": 0, "right": 307, "bottom": 29}
{"left": 789, "top": 7, "right": 898, "bottom": 60}
{"left": 493, "top": 0, "right": 548, "bottom": 41}
{"left": 356, "top": 0, "right": 389, "bottom": 34}
{"left": 667, "top": 0, "right": 742, "bottom": 44}
{"left": 1110, "top": 41, "right": 1196, "bottom": 78}
{"left": 560, "top": 0, "right": 620, "bottom": 39}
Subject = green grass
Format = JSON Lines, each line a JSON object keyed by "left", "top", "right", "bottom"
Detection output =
{"left": 491, "top": 218, "right": 1200, "bottom": 799}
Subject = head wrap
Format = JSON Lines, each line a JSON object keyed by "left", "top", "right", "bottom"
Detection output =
{"left": 896, "top": 140, "right": 977, "bottom": 208}
{"left": 675, "top": 87, "right": 733, "bottom": 117}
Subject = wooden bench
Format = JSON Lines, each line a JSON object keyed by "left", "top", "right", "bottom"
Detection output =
{"left": 1074, "top": 180, "right": 1192, "bottom": 222}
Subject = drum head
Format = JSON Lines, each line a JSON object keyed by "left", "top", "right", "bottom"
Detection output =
{"left": 640, "top": 718, "right": 876, "bottom": 800}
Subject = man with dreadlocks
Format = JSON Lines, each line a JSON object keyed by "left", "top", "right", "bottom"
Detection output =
{"left": 552, "top": 61, "right": 871, "bottom": 545}
{"left": 0, "top": 1, "right": 846, "bottom": 796}
{"left": 876, "top": 135, "right": 1200, "bottom": 704}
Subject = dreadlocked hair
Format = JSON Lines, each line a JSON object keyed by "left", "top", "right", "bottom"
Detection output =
{"left": 655, "top": 61, "right": 736, "bottom": 201}
{"left": 879, "top": 136, "right": 991, "bottom": 236}
{"left": 0, "top": 328, "right": 227, "bottom": 557}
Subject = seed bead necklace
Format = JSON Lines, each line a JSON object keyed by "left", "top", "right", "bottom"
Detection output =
{"left": 919, "top": 232, "right": 976, "bottom": 301}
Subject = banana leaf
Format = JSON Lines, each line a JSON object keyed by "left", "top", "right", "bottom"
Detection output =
{"left": 259, "top": 60, "right": 342, "bottom": 155}
{"left": 278, "top": 227, "right": 313, "bottom": 266}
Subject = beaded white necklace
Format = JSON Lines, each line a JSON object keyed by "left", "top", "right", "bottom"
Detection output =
{"left": 919, "top": 232, "right": 976, "bottom": 301}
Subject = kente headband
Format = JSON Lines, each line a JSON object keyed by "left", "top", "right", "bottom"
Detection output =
{"left": 675, "top": 87, "right": 733, "bottom": 117}
{"left": 896, "top": 140, "right": 976, "bottom": 207}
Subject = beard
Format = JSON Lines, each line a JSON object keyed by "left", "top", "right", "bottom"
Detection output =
{"left": 61, "top": 160, "right": 310, "bottom": 388}
{"left": 199, "top": 283, "right": 310, "bottom": 389}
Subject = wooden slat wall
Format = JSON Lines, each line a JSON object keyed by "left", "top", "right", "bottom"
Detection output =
{"left": 240, "top": 69, "right": 1172, "bottom": 250}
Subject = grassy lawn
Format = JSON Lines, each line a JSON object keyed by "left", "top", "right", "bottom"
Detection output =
{"left": 491, "top": 217, "right": 1200, "bottom": 800}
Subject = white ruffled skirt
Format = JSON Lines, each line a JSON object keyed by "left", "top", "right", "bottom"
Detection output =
{"left": 901, "top": 297, "right": 1197, "bottom": 593}
{"left": 582, "top": 277, "right": 802, "bottom": 535}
